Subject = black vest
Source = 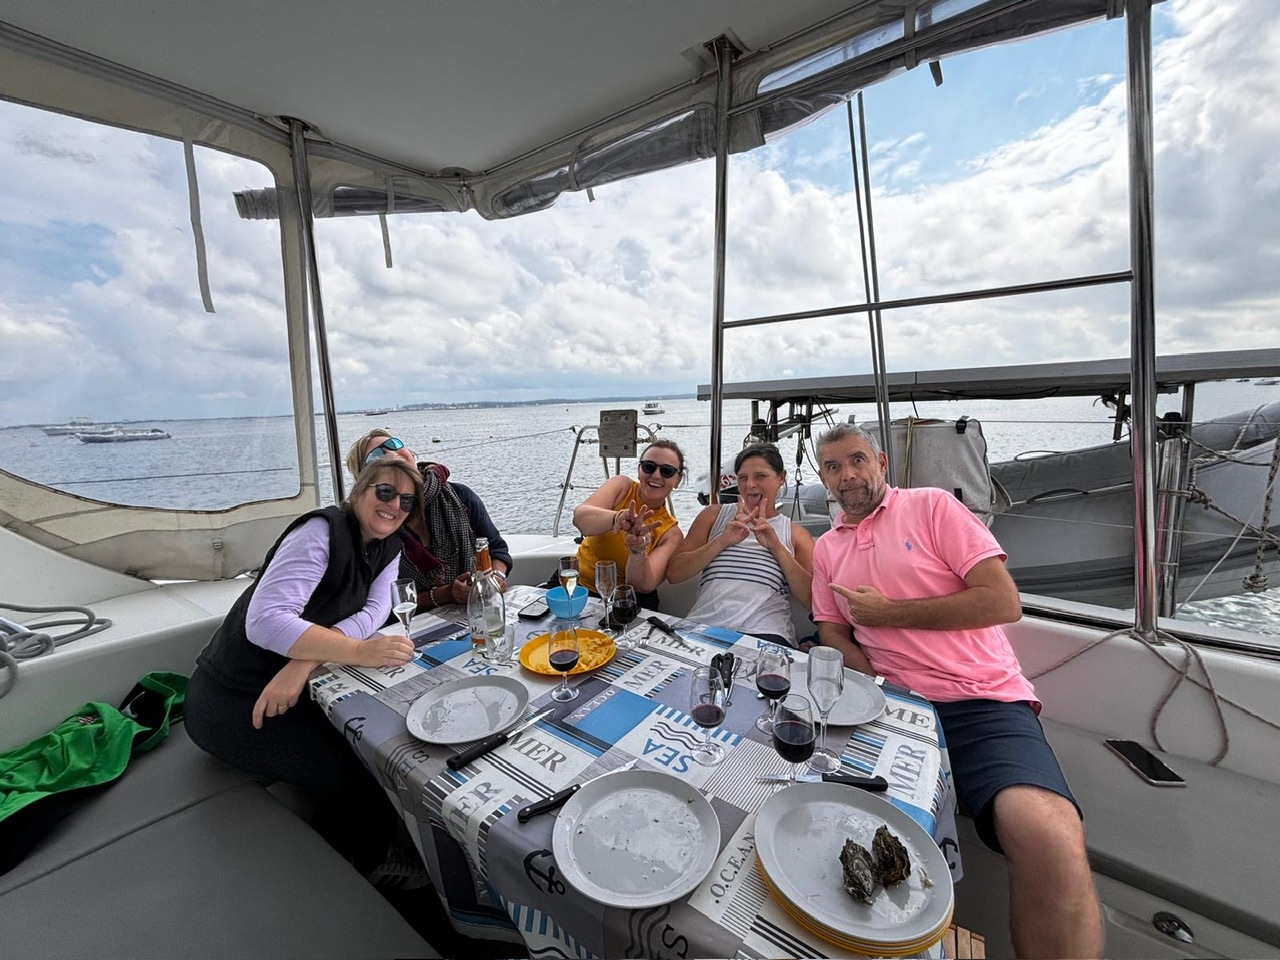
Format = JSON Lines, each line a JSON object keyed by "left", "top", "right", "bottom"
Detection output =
{"left": 196, "top": 505, "right": 402, "bottom": 694}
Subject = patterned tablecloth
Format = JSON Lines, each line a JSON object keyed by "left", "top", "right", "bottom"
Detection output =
{"left": 309, "top": 585, "right": 962, "bottom": 959}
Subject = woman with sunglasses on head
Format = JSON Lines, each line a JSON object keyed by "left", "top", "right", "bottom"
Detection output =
{"left": 345, "top": 428, "right": 512, "bottom": 611}
{"left": 572, "top": 439, "right": 686, "bottom": 610}
{"left": 667, "top": 443, "right": 814, "bottom": 647}
{"left": 185, "top": 457, "right": 423, "bottom": 872}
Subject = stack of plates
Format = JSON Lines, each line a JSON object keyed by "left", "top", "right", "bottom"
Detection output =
{"left": 754, "top": 782, "right": 953, "bottom": 956}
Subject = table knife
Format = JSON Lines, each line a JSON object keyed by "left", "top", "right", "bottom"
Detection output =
{"left": 645, "top": 615, "right": 678, "bottom": 638}
{"left": 756, "top": 772, "right": 889, "bottom": 791}
{"left": 517, "top": 758, "right": 640, "bottom": 822}
{"left": 446, "top": 707, "right": 553, "bottom": 771}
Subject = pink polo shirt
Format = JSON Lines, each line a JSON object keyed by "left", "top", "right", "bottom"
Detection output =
{"left": 811, "top": 486, "right": 1037, "bottom": 706}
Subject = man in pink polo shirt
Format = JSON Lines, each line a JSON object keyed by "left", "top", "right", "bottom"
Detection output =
{"left": 811, "top": 422, "right": 1101, "bottom": 959}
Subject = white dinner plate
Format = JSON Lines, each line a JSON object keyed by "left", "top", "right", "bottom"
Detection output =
{"left": 552, "top": 769, "right": 720, "bottom": 909}
{"left": 405, "top": 675, "right": 529, "bottom": 744}
{"left": 754, "top": 781, "right": 953, "bottom": 947}
{"left": 793, "top": 664, "right": 886, "bottom": 726}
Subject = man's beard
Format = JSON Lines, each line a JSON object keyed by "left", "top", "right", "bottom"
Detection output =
{"left": 835, "top": 477, "right": 886, "bottom": 518}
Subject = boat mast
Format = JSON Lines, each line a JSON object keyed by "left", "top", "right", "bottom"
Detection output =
{"left": 1125, "top": 0, "right": 1160, "bottom": 642}
{"left": 706, "top": 36, "right": 736, "bottom": 506}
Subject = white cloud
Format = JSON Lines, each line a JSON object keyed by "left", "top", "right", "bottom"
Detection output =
{"left": 1, "top": 0, "right": 1277, "bottom": 425}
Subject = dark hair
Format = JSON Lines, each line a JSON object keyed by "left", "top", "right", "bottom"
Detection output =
{"left": 640, "top": 437, "right": 687, "bottom": 483}
{"left": 347, "top": 456, "right": 423, "bottom": 507}
{"left": 734, "top": 442, "right": 785, "bottom": 475}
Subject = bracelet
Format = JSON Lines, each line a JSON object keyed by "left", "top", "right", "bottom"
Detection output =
{"left": 426, "top": 586, "right": 439, "bottom": 609}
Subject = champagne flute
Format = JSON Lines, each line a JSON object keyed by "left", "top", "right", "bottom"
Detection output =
{"left": 595, "top": 560, "right": 617, "bottom": 632}
{"left": 609, "top": 584, "right": 640, "bottom": 650}
{"left": 548, "top": 618, "right": 580, "bottom": 703}
{"left": 557, "top": 555, "right": 580, "bottom": 598}
{"left": 754, "top": 644, "right": 791, "bottom": 734}
{"left": 689, "top": 665, "right": 726, "bottom": 766}
{"left": 806, "top": 646, "right": 844, "bottom": 773}
{"left": 391, "top": 578, "right": 418, "bottom": 637}
{"left": 772, "top": 693, "right": 816, "bottom": 784}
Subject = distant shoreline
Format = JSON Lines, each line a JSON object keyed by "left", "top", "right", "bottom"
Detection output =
{"left": 1, "top": 394, "right": 698, "bottom": 430}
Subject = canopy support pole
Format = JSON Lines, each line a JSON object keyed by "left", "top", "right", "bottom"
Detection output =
{"left": 707, "top": 36, "right": 736, "bottom": 505}
{"left": 1125, "top": 0, "right": 1160, "bottom": 642}
{"left": 287, "top": 118, "right": 345, "bottom": 503}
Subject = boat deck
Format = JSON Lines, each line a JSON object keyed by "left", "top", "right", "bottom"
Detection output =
{"left": 944, "top": 925, "right": 986, "bottom": 958}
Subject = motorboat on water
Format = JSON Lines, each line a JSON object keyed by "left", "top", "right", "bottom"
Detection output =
{"left": 2, "top": 3, "right": 1279, "bottom": 959}
{"left": 75, "top": 427, "right": 171, "bottom": 443}
{"left": 642, "top": 400, "right": 665, "bottom": 416}
{"left": 40, "top": 417, "right": 100, "bottom": 436}
{"left": 697, "top": 351, "right": 1280, "bottom": 608}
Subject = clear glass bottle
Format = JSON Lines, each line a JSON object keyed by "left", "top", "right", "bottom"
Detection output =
{"left": 467, "top": 537, "right": 506, "bottom": 658}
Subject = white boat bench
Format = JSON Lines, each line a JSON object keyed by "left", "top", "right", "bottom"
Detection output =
{"left": 0, "top": 724, "right": 438, "bottom": 960}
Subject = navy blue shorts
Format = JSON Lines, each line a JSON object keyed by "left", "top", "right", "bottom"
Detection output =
{"left": 934, "top": 699, "right": 1081, "bottom": 854}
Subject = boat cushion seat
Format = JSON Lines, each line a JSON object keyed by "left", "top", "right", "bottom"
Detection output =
{"left": 1041, "top": 719, "right": 1280, "bottom": 950}
{"left": 0, "top": 725, "right": 437, "bottom": 959}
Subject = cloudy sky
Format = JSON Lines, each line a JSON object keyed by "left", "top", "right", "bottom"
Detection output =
{"left": 1, "top": 0, "right": 1277, "bottom": 425}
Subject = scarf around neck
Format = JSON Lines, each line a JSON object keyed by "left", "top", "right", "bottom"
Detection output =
{"left": 400, "top": 462, "right": 476, "bottom": 588}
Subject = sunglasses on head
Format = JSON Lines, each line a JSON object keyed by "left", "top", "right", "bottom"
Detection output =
{"left": 373, "top": 483, "right": 417, "bottom": 513}
{"left": 639, "top": 459, "right": 679, "bottom": 479}
{"left": 363, "top": 436, "right": 405, "bottom": 465}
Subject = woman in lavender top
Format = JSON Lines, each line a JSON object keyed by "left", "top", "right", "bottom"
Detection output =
{"left": 185, "top": 457, "right": 422, "bottom": 871}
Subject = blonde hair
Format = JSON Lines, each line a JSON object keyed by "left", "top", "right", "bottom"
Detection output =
{"left": 345, "top": 427, "right": 396, "bottom": 479}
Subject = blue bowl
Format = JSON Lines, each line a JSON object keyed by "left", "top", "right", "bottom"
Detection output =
{"left": 546, "top": 585, "right": 589, "bottom": 619}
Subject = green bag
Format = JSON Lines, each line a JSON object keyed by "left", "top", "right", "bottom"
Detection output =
{"left": 0, "top": 671, "right": 189, "bottom": 873}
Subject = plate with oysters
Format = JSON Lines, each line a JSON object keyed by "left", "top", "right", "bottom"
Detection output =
{"left": 753, "top": 782, "right": 954, "bottom": 953}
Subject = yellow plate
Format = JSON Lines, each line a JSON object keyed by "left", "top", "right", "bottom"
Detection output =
{"left": 519, "top": 629, "right": 616, "bottom": 675}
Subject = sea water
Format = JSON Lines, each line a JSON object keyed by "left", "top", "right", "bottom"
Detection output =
{"left": 4, "top": 381, "right": 1280, "bottom": 638}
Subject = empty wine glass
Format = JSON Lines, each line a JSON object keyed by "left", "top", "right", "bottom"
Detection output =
{"left": 595, "top": 560, "right": 617, "bottom": 632}
{"left": 557, "top": 555, "right": 580, "bottom": 598}
{"left": 806, "top": 646, "right": 844, "bottom": 773}
{"left": 548, "top": 618, "right": 580, "bottom": 703}
{"left": 754, "top": 644, "right": 791, "bottom": 734}
{"left": 689, "top": 665, "right": 726, "bottom": 766}
{"left": 609, "top": 584, "right": 641, "bottom": 650}
{"left": 772, "top": 693, "right": 816, "bottom": 783}
{"left": 390, "top": 578, "right": 418, "bottom": 637}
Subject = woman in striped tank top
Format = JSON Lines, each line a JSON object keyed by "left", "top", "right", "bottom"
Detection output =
{"left": 667, "top": 443, "right": 814, "bottom": 647}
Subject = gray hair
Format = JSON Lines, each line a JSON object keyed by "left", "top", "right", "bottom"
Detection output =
{"left": 816, "top": 421, "right": 883, "bottom": 459}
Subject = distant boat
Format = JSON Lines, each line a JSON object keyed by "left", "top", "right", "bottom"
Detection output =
{"left": 1257, "top": 378, "right": 1280, "bottom": 385}
{"left": 76, "top": 428, "right": 171, "bottom": 443}
{"left": 365, "top": 408, "right": 394, "bottom": 416}
{"left": 42, "top": 417, "right": 100, "bottom": 436}
{"left": 642, "top": 400, "right": 665, "bottom": 416}
{"left": 431, "top": 436, "right": 442, "bottom": 443}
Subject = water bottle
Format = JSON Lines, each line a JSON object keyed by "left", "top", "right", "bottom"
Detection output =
{"left": 467, "top": 537, "right": 506, "bottom": 659}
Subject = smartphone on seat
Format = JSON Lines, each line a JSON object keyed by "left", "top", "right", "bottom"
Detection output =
{"left": 1105, "top": 738, "right": 1185, "bottom": 786}
{"left": 517, "top": 597, "right": 550, "bottom": 621}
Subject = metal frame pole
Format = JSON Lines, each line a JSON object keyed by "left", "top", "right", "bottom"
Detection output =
{"left": 1125, "top": 0, "right": 1159, "bottom": 641}
{"left": 707, "top": 37, "right": 735, "bottom": 506}
{"left": 287, "top": 118, "right": 345, "bottom": 504}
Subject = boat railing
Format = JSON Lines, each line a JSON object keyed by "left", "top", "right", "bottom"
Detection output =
{"left": 552, "top": 419, "right": 665, "bottom": 537}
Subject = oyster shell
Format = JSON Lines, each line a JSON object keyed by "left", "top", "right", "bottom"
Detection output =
{"left": 872, "top": 824, "right": 911, "bottom": 886}
{"left": 839, "top": 839, "right": 876, "bottom": 904}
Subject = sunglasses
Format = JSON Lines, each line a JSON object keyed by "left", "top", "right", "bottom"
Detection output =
{"left": 373, "top": 483, "right": 417, "bottom": 513}
{"left": 363, "top": 436, "right": 405, "bottom": 465}
{"left": 639, "top": 459, "right": 679, "bottom": 479}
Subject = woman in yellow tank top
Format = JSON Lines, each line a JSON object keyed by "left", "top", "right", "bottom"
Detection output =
{"left": 574, "top": 439, "right": 686, "bottom": 609}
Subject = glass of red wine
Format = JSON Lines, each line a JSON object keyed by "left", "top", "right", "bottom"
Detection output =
{"left": 548, "top": 618, "right": 580, "bottom": 702}
{"left": 772, "top": 693, "right": 816, "bottom": 784}
{"left": 754, "top": 644, "right": 791, "bottom": 734}
{"left": 689, "top": 665, "right": 727, "bottom": 766}
{"left": 609, "top": 584, "right": 641, "bottom": 650}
